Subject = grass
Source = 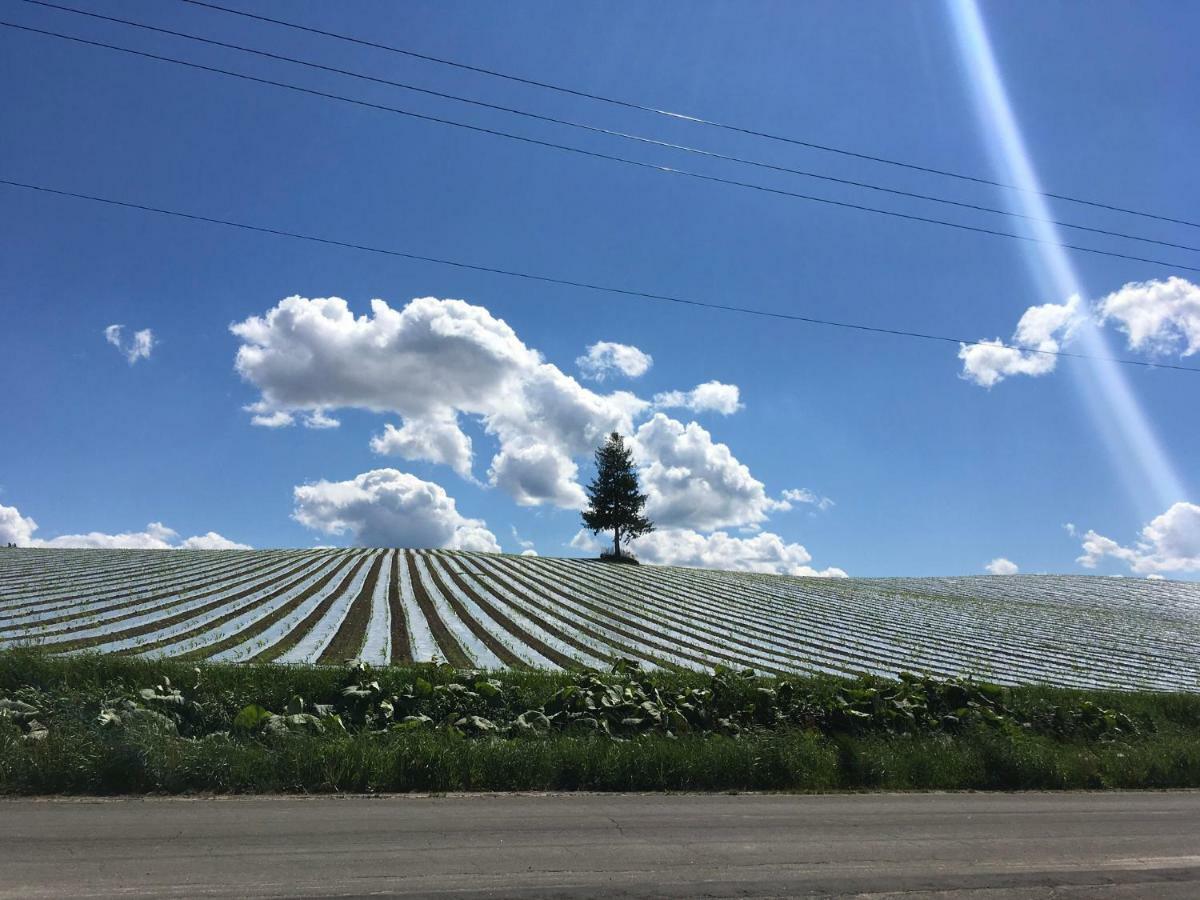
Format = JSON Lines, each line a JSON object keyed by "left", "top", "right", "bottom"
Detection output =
{"left": 1, "top": 648, "right": 1198, "bottom": 795}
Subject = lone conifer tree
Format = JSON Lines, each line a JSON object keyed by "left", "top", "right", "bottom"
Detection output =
{"left": 581, "top": 432, "right": 654, "bottom": 559}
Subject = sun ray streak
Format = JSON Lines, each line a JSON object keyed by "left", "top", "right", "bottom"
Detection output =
{"left": 946, "top": 0, "right": 1186, "bottom": 513}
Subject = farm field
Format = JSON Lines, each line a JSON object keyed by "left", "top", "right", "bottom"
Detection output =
{"left": 1, "top": 548, "right": 1197, "bottom": 692}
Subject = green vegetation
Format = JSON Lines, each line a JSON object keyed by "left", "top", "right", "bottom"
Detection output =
{"left": 581, "top": 431, "right": 654, "bottom": 559}
{"left": 2, "top": 648, "right": 1198, "bottom": 795}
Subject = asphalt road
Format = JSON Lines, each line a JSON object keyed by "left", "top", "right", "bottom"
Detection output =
{"left": 2, "top": 792, "right": 1199, "bottom": 898}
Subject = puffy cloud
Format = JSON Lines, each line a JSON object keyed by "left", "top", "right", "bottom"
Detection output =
{"left": 984, "top": 557, "right": 1019, "bottom": 575}
{"left": 370, "top": 416, "right": 473, "bottom": 479}
{"left": 292, "top": 468, "right": 500, "bottom": 552}
{"left": 1075, "top": 501, "right": 1200, "bottom": 575}
{"left": 611, "top": 528, "right": 846, "bottom": 577}
{"left": 489, "top": 439, "right": 586, "bottom": 508}
{"left": 653, "top": 381, "right": 742, "bottom": 415}
{"left": 232, "top": 295, "right": 819, "bottom": 546}
{"left": 0, "top": 504, "right": 38, "bottom": 545}
{"left": 303, "top": 409, "right": 340, "bottom": 430}
{"left": 959, "top": 295, "right": 1082, "bottom": 387}
{"left": 232, "top": 296, "right": 646, "bottom": 506}
{"left": 245, "top": 403, "right": 294, "bottom": 428}
{"left": 32, "top": 522, "right": 181, "bottom": 550}
{"left": 180, "top": 532, "right": 254, "bottom": 550}
{"left": 104, "top": 324, "right": 155, "bottom": 364}
{"left": 0, "top": 505, "right": 250, "bottom": 549}
{"left": 576, "top": 341, "right": 653, "bottom": 381}
{"left": 630, "top": 414, "right": 780, "bottom": 531}
{"left": 1096, "top": 277, "right": 1200, "bottom": 358}
{"left": 780, "top": 488, "right": 835, "bottom": 512}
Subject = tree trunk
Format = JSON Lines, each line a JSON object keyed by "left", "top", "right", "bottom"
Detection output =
{"left": 613, "top": 526, "right": 621, "bottom": 558}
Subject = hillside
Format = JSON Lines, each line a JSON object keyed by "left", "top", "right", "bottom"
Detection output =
{"left": 1, "top": 548, "right": 1196, "bottom": 691}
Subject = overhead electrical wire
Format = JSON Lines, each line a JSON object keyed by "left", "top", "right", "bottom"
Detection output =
{"left": 172, "top": 0, "right": 1200, "bottom": 231}
{"left": 15, "top": 0, "right": 1199, "bottom": 257}
{"left": 16, "top": 0, "right": 1200, "bottom": 256}
{"left": 3, "top": 18, "right": 1198, "bottom": 276}
{"left": 4, "top": 176, "right": 1198, "bottom": 376}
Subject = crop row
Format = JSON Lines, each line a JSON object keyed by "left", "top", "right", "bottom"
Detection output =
{"left": 0, "top": 548, "right": 1196, "bottom": 691}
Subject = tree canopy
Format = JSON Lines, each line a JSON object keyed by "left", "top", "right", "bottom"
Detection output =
{"left": 581, "top": 432, "right": 654, "bottom": 558}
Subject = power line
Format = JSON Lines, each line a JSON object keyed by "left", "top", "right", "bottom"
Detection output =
{"left": 174, "top": 0, "right": 1200, "bottom": 232}
{"left": 19, "top": 0, "right": 1200, "bottom": 256}
{"left": 3, "top": 176, "right": 1197, "bottom": 377}
{"left": 4, "top": 19, "right": 1199, "bottom": 276}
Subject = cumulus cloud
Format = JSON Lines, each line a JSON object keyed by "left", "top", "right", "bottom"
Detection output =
{"left": 629, "top": 413, "right": 782, "bottom": 531}
{"left": 572, "top": 527, "right": 845, "bottom": 577}
{"left": 0, "top": 504, "right": 38, "bottom": 545}
{"left": 984, "top": 557, "right": 1019, "bottom": 575}
{"left": 0, "top": 504, "right": 249, "bottom": 549}
{"left": 1096, "top": 277, "right": 1200, "bottom": 358}
{"left": 104, "top": 324, "right": 155, "bottom": 364}
{"left": 292, "top": 468, "right": 500, "bottom": 551}
{"left": 959, "top": 295, "right": 1082, "bottom": 387}
{"left": 232, "top": 296, "right": 646, "bottom": 507}
{"left": 653, "top": 381, "right": 742, "bottom": 415}
{"left": 1075, "top": 501, "right": 1200, "bottom": 575}
{"left": 780, "top": 488, "right": 835, "bottom": 512}
{"left": 232, "top": 295, "right": 822, "bottom": 547}
{"left": 489, "top": 438, "right": 587, "bottom": 508}
{"left": 370, "top": 416, "right": 473, "bottom": 479}
{"left": 576, "top": 341, "right": 653, "bottom": 381}
{"left": 180, "top": 532, "right": 254, "bottom": 550}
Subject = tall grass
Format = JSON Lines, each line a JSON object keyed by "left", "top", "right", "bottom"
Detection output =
{"left": 2, "top": 649, "right": 1198, "bottom": 795}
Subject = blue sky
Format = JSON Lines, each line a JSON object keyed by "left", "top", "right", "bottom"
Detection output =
{"left": 1, "top": 0, "right": 1197, "bottom": 578}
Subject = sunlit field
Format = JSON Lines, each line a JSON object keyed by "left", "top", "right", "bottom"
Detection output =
{"left": 2, "top": 548, "right": 1197, "bottom": 691}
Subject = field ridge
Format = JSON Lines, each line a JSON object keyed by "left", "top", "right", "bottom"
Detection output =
{"left": 1, "top": 548, "right": 1197, "bottom": 691}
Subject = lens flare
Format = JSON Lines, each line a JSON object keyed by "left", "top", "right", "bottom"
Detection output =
{"left": 946, "top": 0, "right": 1185, "bottom": 513}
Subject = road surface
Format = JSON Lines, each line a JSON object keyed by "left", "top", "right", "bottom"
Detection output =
{"left": 2, "top": 792, "right": 1198, "bottom": 898}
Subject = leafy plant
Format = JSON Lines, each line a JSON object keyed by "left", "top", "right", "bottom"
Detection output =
{"left": 0, "top": 697, "right": 47, "bottom": 741}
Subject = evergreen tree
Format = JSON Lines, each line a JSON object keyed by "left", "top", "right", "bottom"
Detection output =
{"left": 581, "top": 432, "right": 654, "bottom": 558}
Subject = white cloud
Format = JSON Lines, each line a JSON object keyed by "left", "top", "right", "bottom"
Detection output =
{"left": 1096, "top": 276, "right": 1200, "bottom": 358}
{"left": 292, "top": 468, "right": 500, "bottom": 552}
{"left": 959, "top": 295, "right": 1082, "bottom": 387}
{"left": 1075, "top": 501, "right": 1200, "bottom": 575}
{"left": 180, "top": 532, "right": 254, "bottom": 550}
{"left": 653, "top": 381, "right": 743, "bottom": 415}
{"left": 232, "top": 295, "right": 823, "bottom": 548}
{"left": 0, "top": 504, "right": 38, "bottom": 545}
{"left": 104, "top": 324, "right": 155, "bottom": 364}
{"left": 245, "top": 403, "right": 294, "bottom": 428}
{"left": 489, "top": 438, "right": 587, "bottom": 508}
{"left": 232, "top": 296, "right": 646, "bottom": 506}
{"left": 303, "top": 409, "right": 340, "bottom": 430}
{"left": 511, "top": 525, "right": 537, "bottom": 556}
{"left": 0, "top": 504, "right": 249, "bottom": 549}
{"left": 629, "top": 413, "right": 781, "bottom": 531}
{"left": 984, "top": 557, "right": 1019, "bottom": 575}
{"left": 33, "top": 522, "right": 181, "bottom": 549}
{"left": 370, "top": 416, "right": 473, "bottom": 479}
{"left": 614, "top": 527, "right": 846, "bottom": 577}
{"left": 576, "top": 341, "right": 653, "bottom": 381}
{"left": 780, "top": 488, "right": 835, "bottom": 512}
